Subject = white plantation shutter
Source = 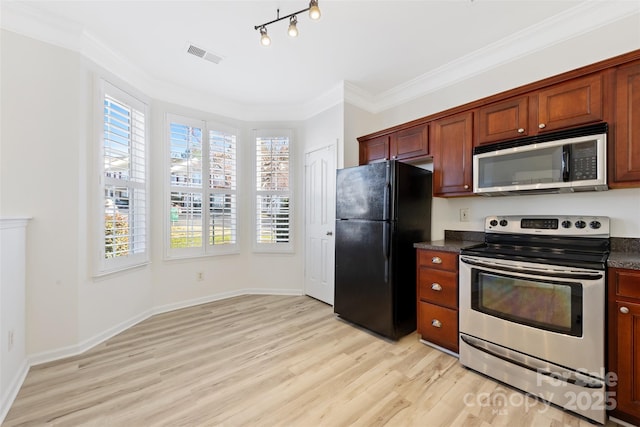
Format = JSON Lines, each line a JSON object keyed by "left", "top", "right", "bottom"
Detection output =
{"left": 169, "top": 118, "right": 204, "bottom": 255}
{"left": 255, "top": 131, "right": 293, "bottom": 252}
{"left": 209, "top": 130, "right": 237, "bottom": 247}
{"left": 100, "top": 82, "right": 148, "bottom": 273}
{"left": 167, "top": 115, "right": 238, "bottom": 257}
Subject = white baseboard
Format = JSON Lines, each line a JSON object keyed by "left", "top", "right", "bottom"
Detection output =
{"left": 0, "top": 359, "right": 29, "bottom": 424}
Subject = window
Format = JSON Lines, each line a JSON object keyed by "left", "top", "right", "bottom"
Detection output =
{"left": 254, "top": 130, "right": 293, "bottom": 252}
{"left": 167, "top": 114, "right": 238, "bottom": 257}
{"left": 99, "top": 81, "right": 148, "bottom": 273}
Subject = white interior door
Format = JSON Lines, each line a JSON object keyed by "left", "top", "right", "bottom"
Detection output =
{"left": 304, "top": 144, "right": 336, "bottom": 305}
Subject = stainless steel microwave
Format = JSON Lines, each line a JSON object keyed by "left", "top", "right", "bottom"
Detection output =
{"left": 473, "top": 123, "right": 608, "bottom": 196}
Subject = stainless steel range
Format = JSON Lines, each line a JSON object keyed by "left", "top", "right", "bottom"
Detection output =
{"left": 459, "top": 215, "right": 610, "bottom": 424}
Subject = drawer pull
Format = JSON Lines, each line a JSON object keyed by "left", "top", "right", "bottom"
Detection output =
{"left": 538, "top": 123, "right": 546, "bottom": 129}
{"left": 431, "top": 256, "right": 442, "bottom": 264}
{"left": 620, "top": 306, "right": 630, "bottom": 314}
{"left": 431, "top": 319, "right": 442, "bottom": 328}
{"left": 431, "top": 283, "right": 442, "bottom": 291}
{"left": 517, "top": 128, "right": 525, "bottom": 133}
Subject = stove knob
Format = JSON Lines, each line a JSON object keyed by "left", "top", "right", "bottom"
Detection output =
{"left": 590, "top": 221, "right": 601, "bottom": 229}
{"left": 575, "top": 220, "right": 586, "bottom": 229}
{"left": 489, "top": 219, "right": 498, "bottom": 227}
{"left": 561, "top": 220, "right": 572, "bottom": 229}
{"left": 499, "top": 219, "right": 508, "bottom": 227}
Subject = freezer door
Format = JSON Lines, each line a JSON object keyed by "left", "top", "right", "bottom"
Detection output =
{"left": 336, "top": 161, "right": 391, "bottom": 221}
{"left": 334, "top": 219, "right": 395, "bottom": 339}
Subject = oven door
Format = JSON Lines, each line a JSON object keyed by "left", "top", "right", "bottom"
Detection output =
{"left": 459, "top": 254, "right": 605, "bottom": 374}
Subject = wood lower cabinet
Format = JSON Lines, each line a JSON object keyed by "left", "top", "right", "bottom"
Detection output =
{"left": 416, "top": 249, "right": 459, "bottom": 354}
{"left": 431, "top": 111, "right": 474, "bottom": 196}
{"left": 607, "top": 267, "right": 640, "bottom": 426}
{"left": 611, "top": 60, "right": 640, "bottom": 187}
{"left": 476, "top": 73, "right": 604, "bottom": 145}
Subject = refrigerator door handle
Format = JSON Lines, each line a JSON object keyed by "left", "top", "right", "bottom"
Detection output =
{"left": 383, "top": 183, "right": 390, "bottom": 221}
{"left": 383, "top": 222, "right": 390, "bottom": 282}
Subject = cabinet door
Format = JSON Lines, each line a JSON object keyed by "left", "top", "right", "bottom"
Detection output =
{"left": 358, "top": 135, "right": 389, "bottom": 165}
{"left": 431, "top": 111, "right": 474, "bottom": 196}
{"left": 614, "top": 300, "right": 640, "bottom": 425}
{"left": 612, "top": 61, "right": 640, "bottom": 186}
{"left": 476, "top": 96, "right": 529, "bottom": 145}
{"left": 391, "top": 123, "right": 429, "bottom": 160}
{"left": 536, "top": 73, "right": 603, "bottom": 133}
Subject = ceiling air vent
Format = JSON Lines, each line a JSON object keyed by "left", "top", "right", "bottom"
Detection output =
{"left": 187, "top": 43, "right": 223, "bottom": 64}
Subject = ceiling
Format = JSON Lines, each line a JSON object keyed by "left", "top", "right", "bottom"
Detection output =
{"left": 2, "top": 1, "right": 639, "bottom": 119}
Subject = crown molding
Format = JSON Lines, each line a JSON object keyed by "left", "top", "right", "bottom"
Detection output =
{"left": 346, "top": 0, "right": 640, "bottom": 114}
{"left": 3, "top": 1, "right": 639, "bottom": 120}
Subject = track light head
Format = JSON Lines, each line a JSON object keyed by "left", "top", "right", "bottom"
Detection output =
{"left": 309, "top": 0, "right": 321, "bottom": 20}
{"left": 259, "top": 27, "right": 271, "bottom": 46}
{"left": 288, "top": 16, "right": 299, "bottom": 37}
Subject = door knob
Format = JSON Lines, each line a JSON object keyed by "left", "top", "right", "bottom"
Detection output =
{"left": 326, "top": 231, "right": 333, "bottom": 236}
{"left": 538, "top": 123, "right": 546, "bottom": 129}
{"left": 620, "top": 306, "right": 630, "bottom": 314}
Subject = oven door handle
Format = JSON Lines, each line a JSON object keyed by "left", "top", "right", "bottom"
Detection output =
{"left": 459, "top": 256, "right": 603, "bottom": 280}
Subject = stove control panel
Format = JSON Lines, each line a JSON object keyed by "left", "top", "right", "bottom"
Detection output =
{"left": 485, "top": 215, "right": 610, "bottom": 237}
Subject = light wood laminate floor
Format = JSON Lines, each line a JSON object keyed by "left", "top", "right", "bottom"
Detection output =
{"left": 4, "top": 295, "right": 619, "bottom": 426}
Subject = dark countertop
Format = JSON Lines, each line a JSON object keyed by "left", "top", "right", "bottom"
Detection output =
{"left": 607, "top": 252, "right": 640, "bottom": 269}
{"left": 609, "top": 237, "right": 640, "bottom": 270}
{"left": 415, "top": 232, "right": 640, "bottom": 270}
{"left": 414, "top": 230, "right": 484, "bottom": 253}
{"left": 414, "top": 239, "right": 482, "bottom": 253}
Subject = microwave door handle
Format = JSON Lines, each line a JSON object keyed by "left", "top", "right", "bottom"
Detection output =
{"left": 562, "top": 145, "right": 570, "bottom": 182}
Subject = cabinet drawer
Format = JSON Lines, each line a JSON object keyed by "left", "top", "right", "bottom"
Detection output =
{"left": 612, "top": 268, "right": 640, "bottom": 299}
{"left": 417, "top": 250, "right": 458, "bottom": 271}
{"left": 418, "top": 268, "right": 457, "bottom": 308}
{"left": 417, "top": 302, "right": 458, "bottom": 353}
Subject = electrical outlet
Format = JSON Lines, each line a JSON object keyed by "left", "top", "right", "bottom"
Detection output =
{"left": 460, "top": 208, "right": 470, "bottom": 222}
{"left": 196, "top": 272, "right": 204, "bottom": 281}
{"left": 8, "top": 330, "right": 14, "bottom": 351}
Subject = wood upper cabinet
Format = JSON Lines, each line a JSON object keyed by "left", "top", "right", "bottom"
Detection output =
{"left": 358, "top": 123, "right": 429, "bottom": 165}
{"left": 476, "top": 96, "right": 530, "bottom": 144}
{"left": 611, "top": 60, "right": 640, "bottom": 186}
{"left": 358, "top": 134, "right": 389, "bottom": 164}
{"left": 476, "top": 73, "right": 604, "bottom": 145}
{"left": 607, "top": 267, "right": 640, "bottom": 426}
{"left": 431, "top": 111, "right": 474, "bottom": 196}
{"left": 391, "top": 123, "right": 429, "bottom": 161}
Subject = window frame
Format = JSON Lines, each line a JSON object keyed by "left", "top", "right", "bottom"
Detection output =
{"left": 165, "top": 114, "right": 239, "bottom": 259}
{"left": 253, "top": 129, "right": 294, "bottom": 254}
{"left": 96, "top": 79, "right": 150, "bottom": 276}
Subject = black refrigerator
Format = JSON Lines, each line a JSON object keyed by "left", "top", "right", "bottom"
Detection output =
{"left": 334, "top": 160, "right": 432, "bottom": 340}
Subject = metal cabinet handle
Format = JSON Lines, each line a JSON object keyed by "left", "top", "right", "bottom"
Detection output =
{"left": 517, "top": 128, "right": 525, "bottom": 133}
{"left": 431, "top": 283, "right": 442, "bottom": 291}
{"left": 326, "top": 231, "right": 333, "bottom": 236}
{"left": 431, "top": 256, "right": 442, "bottom": 264}
{"left": 538, "top": 123, "right": 546, "bottom": 129}
{"left": 431, "top": 319, "right": 442, "bottom": 328}
{"left": 464, "top": 184, "right": 469, "bottom": 190}
{"left": 620, "top": 306, "right": 630, "bottom": 314}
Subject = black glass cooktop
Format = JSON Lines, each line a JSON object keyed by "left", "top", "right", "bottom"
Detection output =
{"left": 460, "top": 234, "right": 610, "bottom": 270}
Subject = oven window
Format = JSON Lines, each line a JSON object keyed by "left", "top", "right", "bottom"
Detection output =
{"left": 471, "top": 270, "right": 583, "bottom": 337}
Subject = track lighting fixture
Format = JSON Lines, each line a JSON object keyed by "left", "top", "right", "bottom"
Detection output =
{"left": 254, "top": 1, "right": 321, "bottom": 46}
